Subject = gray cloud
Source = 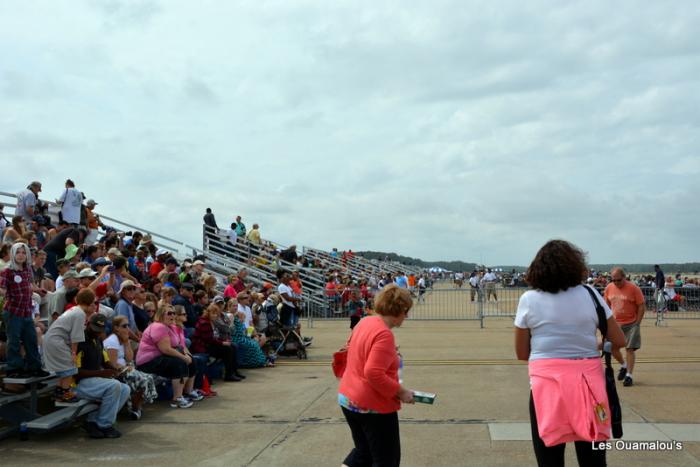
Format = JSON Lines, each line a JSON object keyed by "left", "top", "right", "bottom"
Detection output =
{"left": 1, "top": 1, "right": 698, "bottom": 265}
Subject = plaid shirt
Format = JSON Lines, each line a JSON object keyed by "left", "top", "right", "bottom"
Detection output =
{"left": 0, "top": 267, "right": 34, "bottom": 318}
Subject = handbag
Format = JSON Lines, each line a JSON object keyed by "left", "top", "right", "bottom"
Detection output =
{"left": 332, "top": 333, "right": 352, "bottom": 379}
{"left": 584, "top": 285, "right": 624, "bottom": 439}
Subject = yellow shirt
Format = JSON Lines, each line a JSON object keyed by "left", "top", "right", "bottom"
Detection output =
{"left": 246, "top": 229, "right": 261, "bottom": 245}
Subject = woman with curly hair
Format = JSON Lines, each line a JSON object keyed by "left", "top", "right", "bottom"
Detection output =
{"left": 515, "top": 240, "right": 625, "bottom": 467}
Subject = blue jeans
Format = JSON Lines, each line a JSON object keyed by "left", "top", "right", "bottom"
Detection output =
{"left": 76, "top": 377, "right": 130, "bottom": 429}
{"left": 3, "top": 311, "right": 42, "bottom": 372}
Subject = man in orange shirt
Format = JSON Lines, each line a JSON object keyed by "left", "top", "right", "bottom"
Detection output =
{"left": 604, "top": 267, "right": 645, "bottom": 387}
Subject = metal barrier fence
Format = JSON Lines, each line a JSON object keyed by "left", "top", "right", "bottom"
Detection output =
{"left": 306, "top": 285, "right": 700, "bottom": 328}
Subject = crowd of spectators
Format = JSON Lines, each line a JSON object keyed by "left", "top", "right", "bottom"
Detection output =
{"left": 0, "top": 182, "right": 287, "bottom": 439}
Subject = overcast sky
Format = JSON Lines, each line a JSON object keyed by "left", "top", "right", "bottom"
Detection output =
{"left": 1, "top": 1, "right": 699, "bottom": 265}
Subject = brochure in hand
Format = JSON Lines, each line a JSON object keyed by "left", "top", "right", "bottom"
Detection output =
{"left": 413, "top": 391, "right": 436, "bottom": 405}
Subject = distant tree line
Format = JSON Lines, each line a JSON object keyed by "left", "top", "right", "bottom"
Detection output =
{"left": 357, "top": 251, "right": 700, "bottom": 274}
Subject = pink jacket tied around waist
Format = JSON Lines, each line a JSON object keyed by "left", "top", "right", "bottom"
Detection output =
{"left": 529, "top": 358, "right": 611, "bottom": 446}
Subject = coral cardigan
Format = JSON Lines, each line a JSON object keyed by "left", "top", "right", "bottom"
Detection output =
{"left": 338, "top": 316, "right": 401, "bottom": 414}
{"left": 530, "top": 358, "right": 611, "bottom": 446}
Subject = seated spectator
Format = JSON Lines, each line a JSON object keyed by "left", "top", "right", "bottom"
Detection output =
{"left": 232, "top": 269, "right": 249, "bottom": 294}
{"left": 47, "top": 270, "right": 80, "bottom": 322}
{"left": 201, "top": 274, "right": 218, "bottom": 298}
{"left": 231, "top": 308, "right": 270, "bottom": 368}
{"left": 173, "top": 282, "right": 197, "bottom": 330}
{"left": 131, "top": 286, "right": 151, "bottom": 332}
{"left": 191, "top": 304, "right": 243, "bottom": 381}
{"left": 43, "top": 288, "right": 96, "bottom": 402}
{"left": 192, "top": 290, "right": 209, "bottom": 319}
{"left": 3, "top": 215, "right": 26, "bottom": 244}
{"left": 149, "top": 249, "right": 169, "bottom": 278}
{"left": 114, "top": 280, "right": 143, "bottom": 343}
{"left": 236, "top": 292, "right": 255, "bottom": 330}
{"left": 0, "top": 244, "right": 11, "bottom": 270}
{"left": 104, "top": 316, "right": 158, "bottom": 420}
{"left": 223, "top": 274, "right": 238, "bottom": 299}
{"left": 135, "top": 305, "right": 202, "bottom": 409}
{"left": 158, "top": 286, "right": 177, "bottom": 308}
{"left": 75, "top": 313, "right": 130, "bottom": 439}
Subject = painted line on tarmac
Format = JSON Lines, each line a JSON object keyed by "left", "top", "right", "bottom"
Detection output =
{"left": 277, "top": 357, "right": 700, "bottom": 366}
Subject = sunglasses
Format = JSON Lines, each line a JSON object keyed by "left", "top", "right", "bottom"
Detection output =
{"left": 165, "top": 311, "right": 176, "bottom": 316}
{"left": 118, "top": 324, "right": 129, "bottom": 328}
{"left": 177, "top": 312, "right": 187, "bottom": 316}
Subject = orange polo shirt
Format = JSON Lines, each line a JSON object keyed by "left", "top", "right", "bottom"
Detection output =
{"left": 604, "top": 281, "right": 645, "bottom": 326}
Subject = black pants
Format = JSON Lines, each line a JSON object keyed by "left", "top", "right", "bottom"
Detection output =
{"left": 341, "top": 407, "right": 400, "bottom": 467}
{"left": 207, "top": 344, "right": 238, "bottom": 377}
{"left": 529, "top": 393, "right": 606, "bottom": 467}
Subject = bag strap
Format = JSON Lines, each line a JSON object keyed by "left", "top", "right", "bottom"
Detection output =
{"left": 583, "top": 285, "right": 613, "bottom": 368}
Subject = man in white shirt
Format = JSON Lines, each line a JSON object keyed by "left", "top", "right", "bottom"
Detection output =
{"left": 16, "top": 181, "right": 42, "bottom": 222}
{"left": 57, "top": 179, "right": 83, "bottom": 225}
{"left": 468, "top": 272, "right": 480, "bottom": 302}
{"left": 481, "top": 269, "right": 498, "bottom": 302}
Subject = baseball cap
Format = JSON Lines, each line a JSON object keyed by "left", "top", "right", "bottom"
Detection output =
{"left": 62, "top": 270, "right": 80, "bottom": 280}
{"left": 78, "top": 269, "right": 98, "bottom": 279}
{"left": 86, "top": 199, "right": 98, "bottom": 207}
{"left": 165, "top": 257, "right": 179, "bottom": 266}
{"left": 107, "top": 247, "right": 122, "bottom": 256}
{"left": 64, "top": 244, "right": 79, "bottom": 261}
{"left": 88, "top": 313, "right": 107, "bottom": 333}
{"left": 181, "top": 282, "right": 194, "bottom": 290}
{"left": 212, "top": 295, "right": 224, "bottom": 304}
{"left": 92, "top": 257, "right": 111, "bottom": 268}
{"left": 155, "top": 248, "right": 168, "bottom": 257}
{"left": 118, "top": 280, "right": 142, "bottom": 294}
{"left": 193, "top": 260, "right": 205, "bottom": 266}
{"left": 28, "top": 181, "right": 42, "bottom": 191}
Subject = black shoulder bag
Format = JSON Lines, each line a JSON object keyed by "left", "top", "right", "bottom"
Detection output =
{"left": 583, "top": 285, "right": 623, "bottom": 439}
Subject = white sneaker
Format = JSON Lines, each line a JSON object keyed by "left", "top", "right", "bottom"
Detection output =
{"left": 186, "top": 390, "right": 204, "bottom": 402}
{"left": 170, "top": 397, "right": 194, "bottom": 409}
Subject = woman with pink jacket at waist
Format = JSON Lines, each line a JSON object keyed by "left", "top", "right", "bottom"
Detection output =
{"left": 514, "top": 240, "right": 625, "bottom": 467}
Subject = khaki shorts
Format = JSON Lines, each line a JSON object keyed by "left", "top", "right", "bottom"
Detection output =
{"left": 621, "top": 323, "right": 641, "bottom": 350}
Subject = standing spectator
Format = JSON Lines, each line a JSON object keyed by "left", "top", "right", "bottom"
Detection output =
{"left": 44, "top": 288, "right": 97, "bottom": 403}
{"left": 514, "top": 240, "right": 625, "bottom": 466}
{"left": 338, "top": 284, "right": 415, "bottom": 467}
{"left": 0, "top": 203, "right": 8, "bottom": 231}
{"left": 468, "top": 271, "right": 480, "bottom": 302}
{"left": 654, "top": 265, "right": 665, "bottom": 290}
{"left": 277, "top": 270, "right": 301, "bottom": 326}
{"left": 15, "top": 181, "right": 42, "bottom": 223}
{"left": 246, "top": 223, "right": 261, "bottom": 245}
{"left": 57, "top": 179, "right": 84, "bottom": 226}
{"left": 75, "top": 313, "right": 131, "bottom": 438}
{"left": 84, "top": 199, "right": 103, "bottom": 245}
{"left": 604, "top": 267, "right": 646, "bottom": 387}
{"left": 234, "top": 215, "right": 246, "bottom": 238}
{"left": 482, "top": 268, "right": 498, "bottom": 302}
{"left": 0, "top": 243, "right": 48, "bottom": 378}
{"left": 279, "top": 245, "right": 298, "bottom": 264}
{"left": 42, "top": 225, "right": 86, "bottom": 279}
{"left": 203, "top": 208, "right": 218, "bottom": 230}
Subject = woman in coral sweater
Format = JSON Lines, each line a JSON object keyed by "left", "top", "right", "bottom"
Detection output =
{"left": 338, "top": 284, "right": 415, "bottom": 467}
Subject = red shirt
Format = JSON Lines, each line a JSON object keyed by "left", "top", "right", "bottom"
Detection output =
{"left": 0, "top": 267, "right": 34, "bottom": 318}
{"left": 338, "top": 316, "right": 401, "bottom": 414}
{"left": 149, "top": 261, "right": 164, "bottom": 278}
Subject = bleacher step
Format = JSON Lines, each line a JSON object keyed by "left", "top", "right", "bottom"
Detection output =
{"left": 2, "top": 375, "right": 55, "bottom": 385}
{"left": 25, "top": 400, "right": 98, "bottom": 431}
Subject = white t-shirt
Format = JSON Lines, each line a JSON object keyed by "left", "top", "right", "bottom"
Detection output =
{"left": 59, "top": 188, "right": 83, "bottom": 224}
{"left": 103, "top": 333, "right": 127, "bottom": 366}
{"left": 237, "top": 304, "right": 253, "bottom": 329}
{"left": 278, "top": 283, "right": 295, "bottom": 308}
{"left": 469, "top": 276, "right": 479, "bottom": 287}
{"left": 483, "top": 272, "right": 497, "bottom": 283}
{"left": 455, "top": 273, "right": 464, "bottom": 281}
{"left": 16, "top": 189, "right": 37, "bottom": 221}
{"left": 514, "top": 285, "right": 612, "bottom": 361}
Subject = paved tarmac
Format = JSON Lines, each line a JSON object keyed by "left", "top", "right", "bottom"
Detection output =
{"left": 1, "top": 315, "right": 699, "bottom": 466}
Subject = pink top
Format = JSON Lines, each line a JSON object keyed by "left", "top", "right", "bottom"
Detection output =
{"left": 529, "top": 358, "right": 611, "bottom": 446}
{"left": 224, "top": 284, "right": 238, "bottom": 299}
{"left": 338, "top": 316, "right": 401, "bottom": 414}
{"left": 135, "top": 322, "right": 180, "bottom": 366}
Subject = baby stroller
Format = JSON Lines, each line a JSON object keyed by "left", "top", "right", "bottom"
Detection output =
{"left": 263, "top": 303, "right": 307, "bottom": 360}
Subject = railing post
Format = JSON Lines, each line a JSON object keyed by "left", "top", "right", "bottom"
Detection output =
{"left": 478, "top": 287, "right": 484, "bottom": 328}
